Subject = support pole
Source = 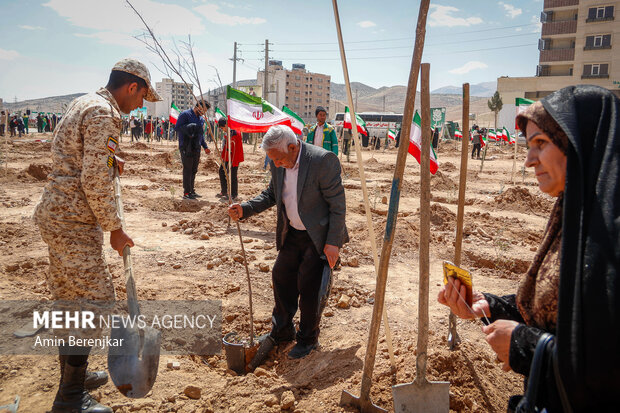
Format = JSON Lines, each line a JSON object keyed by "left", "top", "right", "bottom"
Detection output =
{"left": 449, "top": 83, "right": 470, "bottom": 350}
{"left": 331, "top": 0, "right": 396, "bottom": 379}
{"left": 232, "top": 41, "right": 238, "bottom": 89}
{"left": 337, "top": 0, "right": 431, "bottom": 411}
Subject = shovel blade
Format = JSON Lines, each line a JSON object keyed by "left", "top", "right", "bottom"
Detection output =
{"left": 339, "top": 390, "right": 388, "bottom": 413}
{"left": 108, "top": 325, "right": 161, "bottom": 398}
{"left": 392, "top": 380, "right": 450, "bottom": 413}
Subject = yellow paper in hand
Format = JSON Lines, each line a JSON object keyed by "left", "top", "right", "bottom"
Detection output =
{"left": 443, "top": 261, "right": 473, "bottom": 307}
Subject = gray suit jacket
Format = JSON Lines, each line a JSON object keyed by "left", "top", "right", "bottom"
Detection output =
{"left": 241, "top": 141, "right": 348, "bottom": 253}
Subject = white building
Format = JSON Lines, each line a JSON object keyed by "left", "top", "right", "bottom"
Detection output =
{"left": 145, "top": 78, "right": 195, "bottom": 119}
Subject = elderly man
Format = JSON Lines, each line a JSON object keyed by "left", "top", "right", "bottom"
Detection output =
{"left": 228, "top": 125, "right": 348, "bottom": 359}
{"left": 34, "top": 58, "right": 161, "bottom": 413}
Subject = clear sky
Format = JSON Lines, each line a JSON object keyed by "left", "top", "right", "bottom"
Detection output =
{"left": 0, "top": 0, "right": 543, "bottom": 101}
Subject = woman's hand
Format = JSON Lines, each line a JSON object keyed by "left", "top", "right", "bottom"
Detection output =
{"left": 437, "top": 277, "right": 490, "bottom": 320}
{"left": 482, "top": 320, "right": 519, "bottom": 372}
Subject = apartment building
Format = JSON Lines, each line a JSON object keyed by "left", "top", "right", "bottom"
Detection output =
{"left": 145, "top": 78, "right": 194, "bottom": 118}
{"left": 498, "top": 0, "right": 620, "bottom": 104}
{"left": 258, "top": 61, "right": 331, "bottom": 123}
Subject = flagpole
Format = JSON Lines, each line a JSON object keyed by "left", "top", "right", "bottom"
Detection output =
{"left": 332, "top": 0, "right": 399, "bottom": 398}
{"left": 511, "top": 127, "right": 518, "bottom": 184}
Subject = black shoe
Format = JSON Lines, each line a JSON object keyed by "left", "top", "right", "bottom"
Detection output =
{"left": 52, "top": 362, "right": 112, "bottom": 413}
{"left": 183, "top": 193, "right": 196, "bottom": 200}
{"left": 59, "top": 355, "right": 108, "bottom": 390}
{"left": 269, "top": 325, "right": 296, "bottom": 344}
{"left": 288, "top": 342, "right": 318, "bottom": 359}
{"left": 191, "top": 192, "right": 202, "bottom": 198}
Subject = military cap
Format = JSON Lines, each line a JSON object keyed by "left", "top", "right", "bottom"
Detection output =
{"left": 112, "top": 58, "right": 162, "bottom": 102}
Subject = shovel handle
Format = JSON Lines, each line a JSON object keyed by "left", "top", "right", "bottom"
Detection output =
{"left": 416, "top": 64, "right": 431, "bottom": 382}
{"left": 114, "top": 168, "right": 140, "bottom": 318}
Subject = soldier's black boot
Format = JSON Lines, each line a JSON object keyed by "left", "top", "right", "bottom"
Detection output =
{"left": 59, "top": 355, "right": 109, "bottom": 390}
{"left": 51, "top": 361, "right": 112, "bottom": 413}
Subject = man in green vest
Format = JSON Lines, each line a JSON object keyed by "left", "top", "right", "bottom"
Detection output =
{"left": 306, "top": 106, "right": 338, "bottom": 155}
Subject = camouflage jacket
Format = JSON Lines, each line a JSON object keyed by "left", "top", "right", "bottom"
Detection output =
{"left": 34, "top": 87, "right": 122, "bottom": 232}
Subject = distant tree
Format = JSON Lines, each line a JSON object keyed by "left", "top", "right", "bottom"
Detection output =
{"left": 487, "top": 91, "right": 503, "bottom": 138}
{"left": 480, "top": 91, "right": 504, "bottom": 172}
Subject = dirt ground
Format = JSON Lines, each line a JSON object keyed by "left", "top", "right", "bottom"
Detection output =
{"left": 0, "top": 133, "right": 554, "bottom": 412}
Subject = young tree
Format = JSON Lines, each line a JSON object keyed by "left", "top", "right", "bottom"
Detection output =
{"left": 480, "top": 91, "right": 503, "bottom": 172}
{"left": 488, "top": 91, "right": 503, "bottom": 142}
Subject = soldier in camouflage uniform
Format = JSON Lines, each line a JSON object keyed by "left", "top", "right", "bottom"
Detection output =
{"left": 33, "top": 58, "right": 161, "bottom": 413}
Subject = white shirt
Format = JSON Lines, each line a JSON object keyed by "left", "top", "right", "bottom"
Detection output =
{"left": 314, "top": 124, "right": 324, "bottom": 148}
{"left": 282, "top": 142, "right": 306, "bottom": 230}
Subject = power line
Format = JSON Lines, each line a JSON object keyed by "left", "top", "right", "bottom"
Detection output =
{"left": 272, "top": 23, "right": 539, "bottom": 45}
{"left": 243, "top": 42, "right": 536, "bottom": 61}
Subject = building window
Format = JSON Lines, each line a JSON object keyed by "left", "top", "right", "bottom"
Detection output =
{"left": 585, "top": 34, "right": 611, "bottom": 49}
{"left": 295, "top": 83, "right": 300, "bottom": 87}
{"left": 295, "top": 90, "right": 300, "bottom": 94}
{"left": 583, "top": 63, "right": 609, "bottom": 78}
{"left": 587, "top": 6, "right": 614, "bottom": 22}
{"left": 318, "top": 78, "right": 323, "bottom": 83}
{"left": 295, "top": 75, "right": 301, "bottom": 80}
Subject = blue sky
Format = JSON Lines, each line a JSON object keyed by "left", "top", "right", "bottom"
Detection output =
{"left": 0, "top": 0, "right": 544, "bottom": 101}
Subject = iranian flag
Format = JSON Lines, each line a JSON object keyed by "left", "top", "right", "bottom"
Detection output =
{"left": 504, "top": 127, "right": 515, "bottom": 144}
{"left": 343, "top": 106, "right": 368, "bottom": 136}
{"left": 282, "top": 105, "right": 305, "bottom": 135}
{"left": 226, "top": 86, "right": 291, "bottom": 133}
{"left": 488, "top": 129, "right": 497, "bottom": 141}
{"left": 454, "top": 129, "right": 462, "bottom": 139}
{"left": 215, "top": 107, "right": 226, "bottom": 122}
{"left": 169, "top": 102, "right": 180, "bottom": 125}
{"left": 409, "top": 111, "right": 439, "bottom": 175}
{"left": 515, "top": 97, "right": 534, "bottom": 129}
{"left": 387, "top": 128, "right": 397, "bottom": 141}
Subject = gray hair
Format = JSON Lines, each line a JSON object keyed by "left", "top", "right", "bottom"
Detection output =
{"left": 261, "top": 125, "right": 298, "bottom": 152}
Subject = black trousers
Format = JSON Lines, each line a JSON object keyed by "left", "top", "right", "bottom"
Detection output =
{"left": 181, "top": 151, "right": 200, "bottom": 195}
{"left": 343, "top": 139, "right": 351, "bottom": 155}
{"left": 218, "top": 163, "right": 238, "bottom": 198}
{"left": 271, "top": 227, "right": 324, "bottom": 345}
{"left": 472, "top": 143, "right": 481, "bottom": 158}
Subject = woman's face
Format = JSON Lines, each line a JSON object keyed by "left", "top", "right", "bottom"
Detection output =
{"left": 525, "top": 121, "right": 567, "bottom": 197}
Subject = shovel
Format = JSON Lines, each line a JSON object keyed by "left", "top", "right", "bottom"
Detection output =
{"left": 108, "top": 166, "right": 161, "bottom": 398}
{"left": 391, "top": 64, "right": 449, "bottom": 413}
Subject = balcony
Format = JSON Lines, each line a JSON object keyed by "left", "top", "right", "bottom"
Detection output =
{"left": 540, "top": 48, "right": 575, "bottom": 62}
{"left": 542, "top": 20, "right": 577, "bottom": 35}
{"left": 544, "top": 0, "right": 578, "bottom": 8}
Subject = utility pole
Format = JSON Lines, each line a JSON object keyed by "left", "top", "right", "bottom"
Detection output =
{"left": 231, "top": 41, "right": 238, "bottom": 89}
{"left": 263, "top": 39, "right": 269, "bottom": 100}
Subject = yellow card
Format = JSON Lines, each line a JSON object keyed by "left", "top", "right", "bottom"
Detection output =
{"left": 443, "top": 261, "right": 473, "bottom": 307}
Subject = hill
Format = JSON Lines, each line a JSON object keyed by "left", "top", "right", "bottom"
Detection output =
{"left": 4, "top": 93, "right": 86, "bottom": 114}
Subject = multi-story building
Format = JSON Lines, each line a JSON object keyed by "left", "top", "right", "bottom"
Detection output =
{"left": 498, "top": 0, "right": 620, "bottom": 105}
{"left": 258, "top": 61, "right": 331, "bottom": 124}
{"left": 144, "top": 78, "right": 194, "bottom": 118}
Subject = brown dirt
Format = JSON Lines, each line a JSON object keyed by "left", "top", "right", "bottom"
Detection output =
{"left": 0, "top": 134, "right": 546, "bottom": 412}
{"left": 26, "top": 163, "right": 52, "bottom": 181}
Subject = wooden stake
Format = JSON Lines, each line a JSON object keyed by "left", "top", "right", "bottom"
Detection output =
{"left": 449, "top": 83, "right": 470, "bottom": 350}
{"left": 337, "top": 0, "right": 431, "bottom": 411}
{"left": 511, "top": 130, "right": 518, "bottom": 184}
{"left": 331, "top": 0, "right": 397, "bottom": 379}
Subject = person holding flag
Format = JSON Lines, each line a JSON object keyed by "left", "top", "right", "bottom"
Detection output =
{"left": 306, "top": 106, "right": 338, "bottom": 155}
{"left": 471, "top": 125, "right": 483, "bottom": 159}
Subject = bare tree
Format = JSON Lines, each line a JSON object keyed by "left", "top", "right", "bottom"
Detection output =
{"left": 126, "top": 0, "right": 256, "bottom": 346}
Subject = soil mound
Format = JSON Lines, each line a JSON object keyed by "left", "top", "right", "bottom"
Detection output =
{"left": 203, "top": 157, "right": 220, "bottom": 172}
{"left": 440, "top": 161, "right": 457, "bottom": 172}
{"left": 431, "top": 170, "right": 458, "bottom": 191}
{"left": 430, "top": 202, "right": 456, "bottom": 229}
{"left": 26, "top": 163, "right": 51, "bottom": 180}
{"left": 365, "top": 157, "right": 379, "bottom": 165}
{"left": 143, "top": 196, "right": 206, "bottom": 213}
{"left": 494, "top": 186, "right": 553, "bottom": 215}
{"left": 132, "top": 142, "right": 150, "bottom": 150}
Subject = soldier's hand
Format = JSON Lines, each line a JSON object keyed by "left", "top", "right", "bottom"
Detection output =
{"left": 227, "top": 204, "right": 243, "bottom": 221}
{"left": 115, "top": 156, "right": 125, "bottom": 176}
{"left": 323, "top": 244, "right": 339, "bottom": 268}
{"left": 110, "top": 228, "right": 134, "bottom": 256}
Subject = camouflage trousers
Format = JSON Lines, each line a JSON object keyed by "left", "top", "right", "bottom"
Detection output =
{"left": 34, "top": 212, "right": 116, "bottom": 341}
{"left": 35, "top": 215, "right": 116, "bottom": 302}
